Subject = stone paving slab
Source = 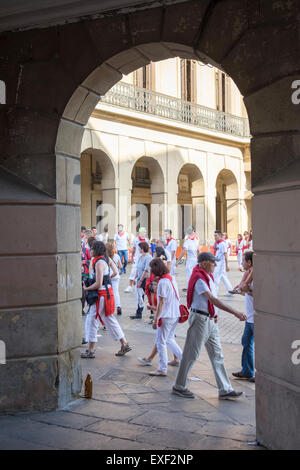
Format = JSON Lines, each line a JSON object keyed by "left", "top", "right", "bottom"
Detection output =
{"left": 0, "top": 260, "right": 260, "bottom": 450}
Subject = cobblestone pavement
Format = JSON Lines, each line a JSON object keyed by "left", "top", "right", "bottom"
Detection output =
{"left": 115, "top": 259, "right": 246, "bottom": 345}
{"left": 0, "top": 259, "right": 263, "bottom": 450}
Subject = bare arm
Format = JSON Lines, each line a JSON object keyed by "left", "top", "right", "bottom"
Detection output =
{"left": 109, "top": 257, "right": 118, "bottom": 279}
{"left": 153, "top": 296, "right": 165, "bottom": 330}
{"left": 203, "top": 291, "right": 247, "bottom": 321}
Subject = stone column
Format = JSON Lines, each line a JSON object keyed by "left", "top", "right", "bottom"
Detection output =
{"left": 192, "top": 196, "right": 206, "bottom": 243}
{"left": 151, "top": 191, "right": 167, "bottom": 239}
{"left": 226, "top": 198, "right": 240, "bottom": 240}
{"left": 100, "top": 187, "right": 118, "bottom": 239}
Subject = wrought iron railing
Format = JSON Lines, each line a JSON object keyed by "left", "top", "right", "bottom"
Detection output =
{"left": 100, "top": 82, "right": 250, "bottom": 138}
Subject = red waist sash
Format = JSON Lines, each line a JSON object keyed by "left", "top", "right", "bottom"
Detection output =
{"left": 96, "top": 286, "right": 115, "bottom": 325}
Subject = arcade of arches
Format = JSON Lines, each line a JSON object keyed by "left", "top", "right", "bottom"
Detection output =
{"left": 80, "top": 113, "right": 250, "bottom": 243}
{"left": 0, "top": 0, "right": 300, "bottom": 450}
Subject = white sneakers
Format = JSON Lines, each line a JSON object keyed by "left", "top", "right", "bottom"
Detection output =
{"left": 124, "top": 285, "right": 133, "bottom": 293}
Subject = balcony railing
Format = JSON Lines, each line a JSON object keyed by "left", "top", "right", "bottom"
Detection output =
{"left": 100, "top": 82, "right": 250, "bottom": 139}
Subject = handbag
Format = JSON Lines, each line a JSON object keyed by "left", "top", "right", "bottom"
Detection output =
{"left": 84, "top": 278, "right": 99, "bottom": 306}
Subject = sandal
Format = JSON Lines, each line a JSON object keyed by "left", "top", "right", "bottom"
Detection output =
{"left": 168, "top": 360, "right": 180, "bottom": 367}
{"left": 81, "top": 351, "right": 95, "bottom": 359}
{"left": 149, "top": 371, "right": 167, "bottom": 377}
{"left": 115, "top": 343, "right": 132, "bottom": 357}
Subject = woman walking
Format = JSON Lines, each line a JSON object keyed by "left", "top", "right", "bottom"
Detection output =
{"left": 130, "top": 241, "right": 152, "bottom": 320}
{"left": 82, "top": 241, "right": 131, "bottom": 358}
{"left": 106, "top": 242, "right": 122, "bottom": 315}
{"left": 147, "top": 258, "right": 182, "bottom": 376}
{"left": 138, "top": 248, "right": 180, "bottom": 367}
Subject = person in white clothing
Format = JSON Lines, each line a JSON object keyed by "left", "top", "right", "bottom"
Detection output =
{"left": 236, "top": 234, "right": 246, "bottom": 271}
{"left": 177, "top": 226, "right": 200, "bottom": 291}
{"left": 97, "top": 227, "right": 109, "bottom": 244}
{"left": 164, "top": 229, "right": 177, "bottom": 276}
{"left": 232, "top": 251, "right": 255, "bottom": 382}
{"left": 213, "top": 230, "right": 233, "bottom": 295}
{"left": 222, "top": 232, "right": 232, "bottom": 258}
{"left": 124, "top": 227, "right": 150, "bottom": 293}
{"left": 82, "top": 241, "right": 131, "bottom": 358}
{"left": 172, "top": 252, "right": 247, "bottom": 399}
{"left": 114, "top": 224, "right": 130, "bottom": 274}
{"left": 106, "top": 242, "right": 122, "bottom": 316}
{"left": 148, "top": 258, "right": 182, "bottom": 376}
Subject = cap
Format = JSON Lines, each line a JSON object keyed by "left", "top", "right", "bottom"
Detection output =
{"left": 139, "top": 227, "right": 146, "bottom": 233}
{"left": 186, "top": 225, "right": 194, "bottom": 235}
{"left": 198, "top": 252, "right": 219, "bottom": 263}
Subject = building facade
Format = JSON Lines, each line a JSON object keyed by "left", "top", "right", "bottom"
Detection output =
{"left": 80, "top": 58, "right": 251, "bottom": 243}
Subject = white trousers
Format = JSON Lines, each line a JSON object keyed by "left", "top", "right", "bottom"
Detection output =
{"left": 214, "top": 271, "right": 233, "bottom": 293}
{"left": 85, "top": 300, "right": 124, "bottom": 343}
{"left": 155, "top": 318, "right": 182, "bottom": 374}
{"left": 170, "top": 259, "right": 176, "bottom": 277}
{"left": 135, "top": 284, "right": 145, "bottom": 309}
{"left": 186, "top": 259, "right": 197, "bottom": 288}
{"left": 129, "top": 264, "right": 137, "bottom": 281}
{"left": 237, "top": 250, "right": 243, "bottom": 268}
{"left": 111, "top": 278, "right": 121, "bottom": 308}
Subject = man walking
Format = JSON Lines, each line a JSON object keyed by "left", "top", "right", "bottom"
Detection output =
{"left": 172, "top": 252, "right": 247, "bottom": 400}
{"left": 114, "top": 224, "right": 130, "bottom": 274}
{"left": 164, "top": 229, "right": 177, "bottom": 276}
{"left": 214, "top": 230, "right": 233, "bottom": 296}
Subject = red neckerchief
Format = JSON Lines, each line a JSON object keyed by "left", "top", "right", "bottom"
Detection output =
{"left": 166, "top": 238, "right": 174, "bottom": 245}
{"left": 138, "top": 236, "right": 146, "bottom": 242}
{"left": 92, "top": 255, "right": 104, "bottom": 269}
{"left": 187, "top": 266, "right": 215, "bottom": 318}
{"left": 213, "top": 238, "right": 224, "bottom": 255}
{"left": 188, "top": 235, "right": 196, "bottom": 240}
{"left": 118, "top": 231, "right": 125, "bottom": 237}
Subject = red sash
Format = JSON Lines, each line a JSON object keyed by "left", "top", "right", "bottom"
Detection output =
{"left": 166, "top": 238, "right": 174, "bottom": 245}
{"left": 145, "top": 274, "right": 157, "bottom": 307}
{"left": 187, "top": 266, "right": 215, "bottom": 318}
{"left": 96, "top": 286, "right": 115, "bottom": 325}
{"left": 92, "top": 255, "right": 105, "bottom": 269}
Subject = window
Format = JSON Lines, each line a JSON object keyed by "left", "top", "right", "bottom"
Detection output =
{"left": 215, "top": 70, "right": 231, "bottom": 113}
{"left": 181, "top": 60, "right": 196, "bottom": 103}
{"left": 0, "top": 80, "right": 6, "bottom": 104}
{"left": 134, "top": 64, "right": 154, "bottom": 90}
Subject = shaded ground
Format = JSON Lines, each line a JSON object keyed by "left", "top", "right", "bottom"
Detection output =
{"left": 0, "top": 260, "right": 262, "bottom": 450}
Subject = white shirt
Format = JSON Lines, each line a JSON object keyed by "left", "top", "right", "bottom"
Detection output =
{"left": 191, "top": 277, "right": 218, "bottom": 315}
{"left": 98, "top": 259, "right": 111, "bottom": 290}
{"left": 224, "top": 238, "right": 232, "bottom": 255}
{"left": 183, "top": 237, "right": 199, "bottom": 263}
{"left": 214, "top": 241, "right": 227, "bottom": 276}
{"left": 132, "top": 236, "right": 150, "bottom": 264}
{"left": 114, "top": 232, "right": 129, "bottom": 251}
{"left": 236, "top": 239, "right": 246, "bottom": 251}
{"left": 157, "top": 276, "right": 180, "bottom": 319}
{"left": 245, "top": 280, "right": 254, "bottom": 323}
{"left": 110, "top": 254, "right": 121, "bottom": 280}
{"left": 165, "top": 239, "right": 177, "bottom": 262}
{"left": 97, "top": 233, "right": 109, "bottom": 243}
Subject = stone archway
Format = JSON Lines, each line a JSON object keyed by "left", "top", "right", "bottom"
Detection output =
{"left": 177, "top": 163, "right": 205, "bottom": 242}
{"left": 1, "top": 0, "right": 299, "bottom": 449}
{"left": 215, "top": 169, "right": 239, "bottom": 240}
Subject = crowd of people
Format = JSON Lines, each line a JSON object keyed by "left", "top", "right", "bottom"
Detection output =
{"left": 80, "top": 224, "right": 255, "bottom": 398}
